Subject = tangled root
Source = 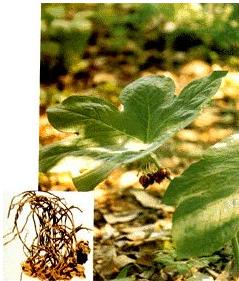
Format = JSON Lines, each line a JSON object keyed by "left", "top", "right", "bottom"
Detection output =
{"left": 4, "top": 191, "right": 90, "bottom": 280}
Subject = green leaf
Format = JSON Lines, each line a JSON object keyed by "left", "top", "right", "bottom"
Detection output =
{"left": 39, "top": 71, "right": 227, "bottom": 191}
{"left": 109, "top": 277, "right": 135, "bottom": 281}
{"left": 114, "top": 266, "right": 131, "bottom": 279}
{"left": 163, "top": 133, "right": 239, "bottom": 258}
{"left": 154, "top": 249, "right": 220, "bottom": 275}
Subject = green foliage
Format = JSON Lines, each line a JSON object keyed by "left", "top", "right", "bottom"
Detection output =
{"left": 163, "top": 133, "right": 239, "bottom": 258}
{"left": 110, "top": 277, "right": 135, "bottom": 281}
{"left": 39, "top": 71, "right": 227, "bottom": 191}
{"left": 109, "top": 266, "right": 135, "bottom": 281}
{"left": 93, "top": 3, "right": 239, "bottom": 52}
{"left": 93, "top": 4, "right": 159, "bottom": 52}
{"left": 41, "top": 4, "right": 92, "bottom": 72}
{"left": 40, "top": 3, "right": 239, "bottom": 81}
{"left": 155, "top": 249, "right": 220, "bottom": 275}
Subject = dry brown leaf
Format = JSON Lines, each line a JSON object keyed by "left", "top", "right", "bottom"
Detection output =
{"left": 122, "top": 224, "right": 156, "bottom": 234}
{"left": 130, "top": 190, "right": 162, "bottom": 209}
{"left": 103, "top": 210, "right": 141, "bottom": 224}
{"left": 100, "top": 223, "right": 120, "bottom": 240}
{"left": 113, "top": 255, "right": 135, "bottom": 269}
{"left": 94, "top": 245, "right": 117, "bottom": 277}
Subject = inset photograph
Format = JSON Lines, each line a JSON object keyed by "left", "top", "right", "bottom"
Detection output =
{"left": 3, "top": 191, "right": 93, "bottom": 281}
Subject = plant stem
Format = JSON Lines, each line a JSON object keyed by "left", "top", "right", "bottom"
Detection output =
{"left": 232, "top": 232, "right": 239, "bottom": 276}
{"left": 150, "top": 153, "right": 161, "bottom": 169}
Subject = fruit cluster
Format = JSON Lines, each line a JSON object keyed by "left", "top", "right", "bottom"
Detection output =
{"left": 139, "top": 168, "right": 170, "bottom": 188}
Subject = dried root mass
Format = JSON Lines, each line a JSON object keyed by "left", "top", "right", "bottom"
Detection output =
{"left": 4, "top": 191, "right": 90, "bottom": 280}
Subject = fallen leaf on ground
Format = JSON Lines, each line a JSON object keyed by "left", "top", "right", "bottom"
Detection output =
{"left": 130, "top": 190, "right": 162, "bottom": 209}
{"left": 103, "top": 210, "right": 142, "bottom": 224}
{"left": 113, "top": 255, "right": 135, "bottom": 269}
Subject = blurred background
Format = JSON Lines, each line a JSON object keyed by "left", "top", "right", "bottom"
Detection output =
{"left": 40, "top": 3, "right": 239, "bottom": 107}
{"left": 39, "top": 4, "right": 239, "bottom": 280}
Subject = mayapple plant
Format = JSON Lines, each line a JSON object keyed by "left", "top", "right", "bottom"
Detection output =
{"left": 40, "top": 71, "right": 227, "bottom": 191}
{"left": 40, "top": 70, "right": 239, "bottom": 273}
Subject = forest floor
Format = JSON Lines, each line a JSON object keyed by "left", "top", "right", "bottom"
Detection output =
{"left": 39, "top": 59, "right": 239, "bottom": 281}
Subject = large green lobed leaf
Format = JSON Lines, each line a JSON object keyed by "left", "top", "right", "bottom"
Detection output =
{"left": 39, "top": 71, "right": 227, "bottom": 191}
{"left": 163, "top": 133, "right": 239, "bottom": 258}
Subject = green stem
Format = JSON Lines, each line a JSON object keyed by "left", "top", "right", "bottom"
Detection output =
{"left": 150, "top": 153, "right": 161, "bottom": 169}
{"left": 232, "top": 233, "right": 239, "bottom": 276}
